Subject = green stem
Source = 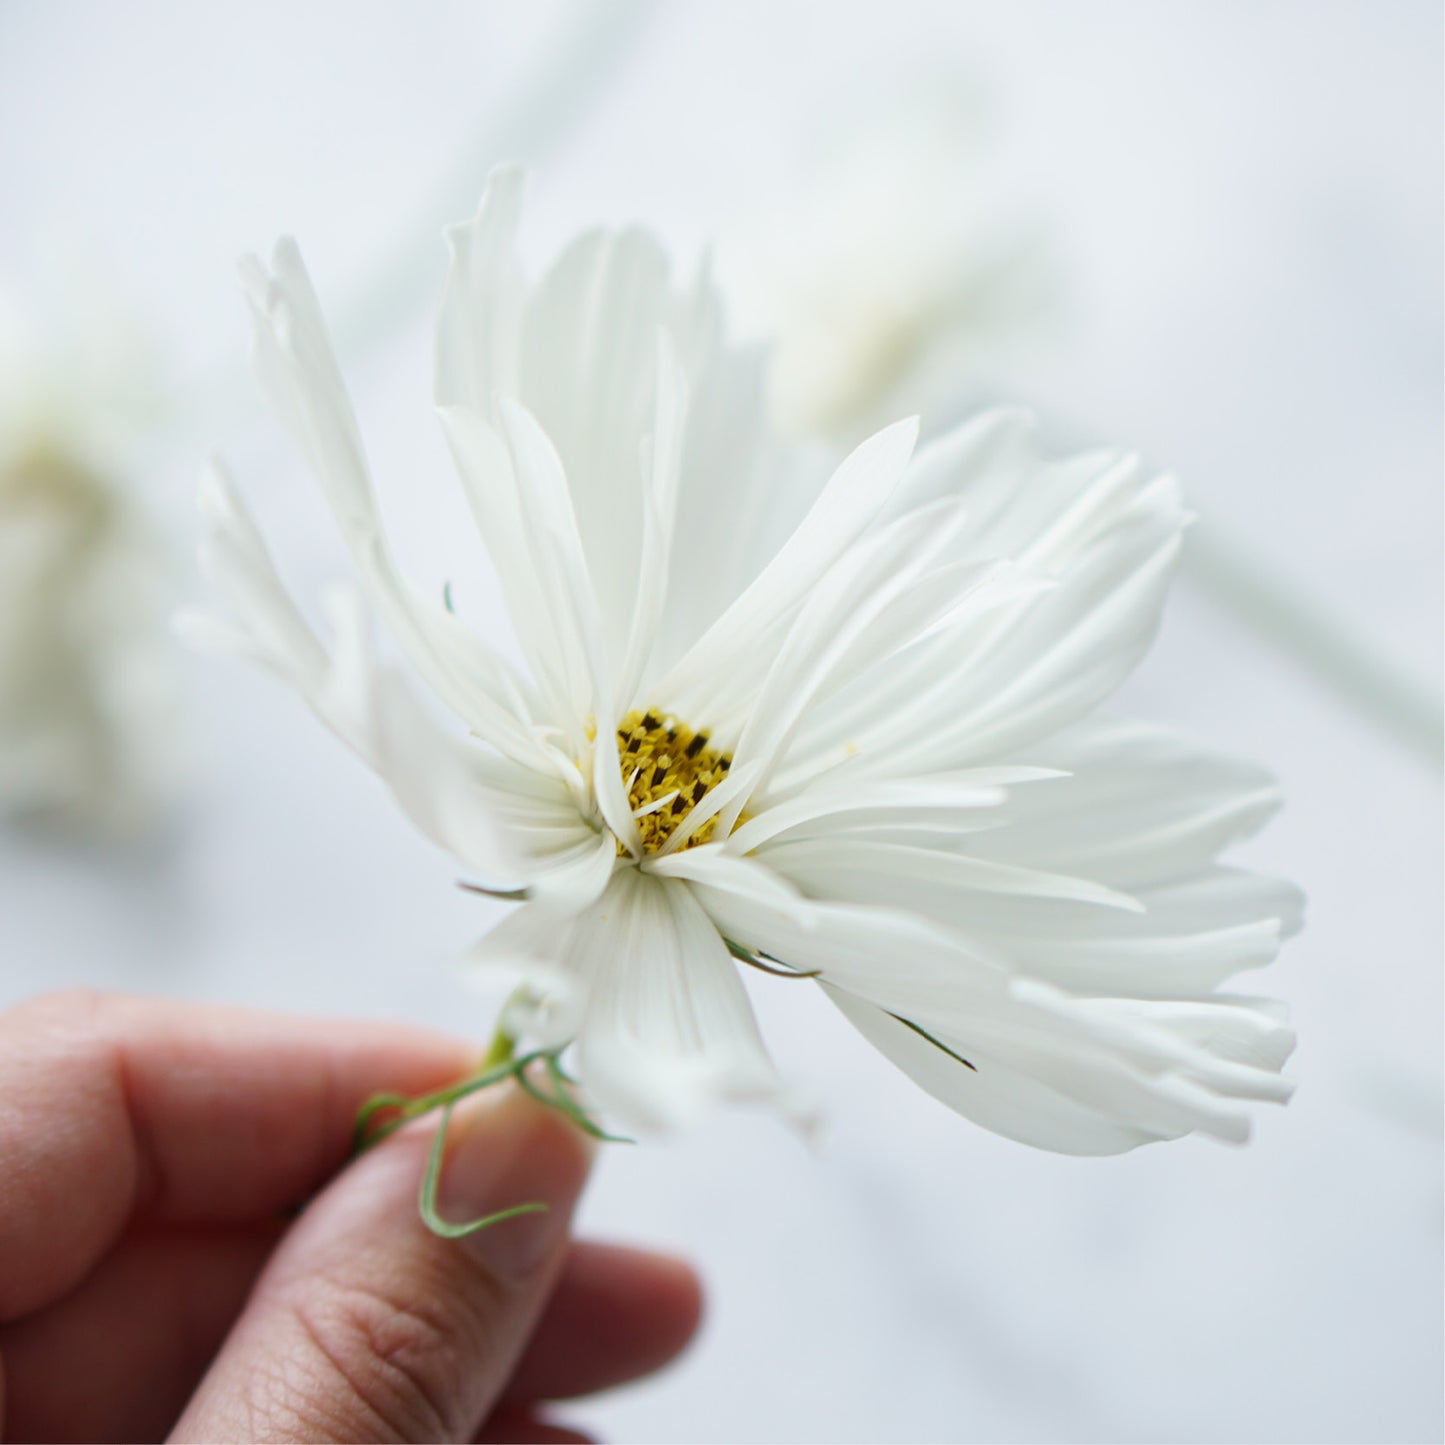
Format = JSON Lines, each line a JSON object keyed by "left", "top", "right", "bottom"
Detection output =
{"left": 418, "top": 1100, "right": 549, "bottom": 1239}
{"left": 480, "top": 1021, "right": 517, "bottom": 1071}
{"left": 1183, "top": 518, "right": 1442, "bottom": 768}
{"left": 350, "top": 1051, "right": 542, "bottom": 1156}
{"left": 349, "top": 1018, "right": 626, "bottom": 1238}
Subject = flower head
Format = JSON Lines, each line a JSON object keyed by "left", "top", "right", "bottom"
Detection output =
{"left": 189, "top": 168, "right": 1300, "bottom": 1151}
{"left": 0, "top": 287, "right": 179, "bottom": 836}
{"left": 718, "top": 91, "right": 1056, "bottom": 445}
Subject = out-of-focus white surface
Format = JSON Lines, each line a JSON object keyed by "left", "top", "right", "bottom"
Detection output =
{"left": 1, "top": 3, "right": 1439, "bottom": 1442}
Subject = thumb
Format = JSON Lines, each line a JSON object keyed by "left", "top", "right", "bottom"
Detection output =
{"left": 170, "top": 1085, "right": 593, "bottom": 1444}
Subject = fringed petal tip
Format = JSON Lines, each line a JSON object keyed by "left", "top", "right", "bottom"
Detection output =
{"left": 445, "top": 163, "right": 527, "bottom": 249}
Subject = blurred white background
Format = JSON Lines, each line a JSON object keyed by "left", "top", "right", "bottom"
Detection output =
{"left": 1, "top": 2, "right": 1440, "bottom": 1441}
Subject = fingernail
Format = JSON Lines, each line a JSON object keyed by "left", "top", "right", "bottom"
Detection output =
{"left": 435, "top": 1085, "right": 594, "bottom": 1282}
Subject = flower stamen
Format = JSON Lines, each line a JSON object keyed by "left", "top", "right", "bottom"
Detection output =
{"left": 616, "top": 707, "right": 732, "bottom": 853}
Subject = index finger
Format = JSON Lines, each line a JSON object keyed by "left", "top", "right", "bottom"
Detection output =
{"left": 0, "top": 990, "right": 474, "bottom": 1321}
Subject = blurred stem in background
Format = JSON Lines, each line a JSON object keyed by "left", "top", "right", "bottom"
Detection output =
{"left": 1026, "top": 409, "right": 1442, "bottom": 773}
{"left": 1184, "top": 519, "right": 1443, "bottom": 770}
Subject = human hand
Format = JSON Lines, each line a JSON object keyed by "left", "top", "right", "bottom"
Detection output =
{"left": 0, "top": 992, "right": 702, "bottom": 1443}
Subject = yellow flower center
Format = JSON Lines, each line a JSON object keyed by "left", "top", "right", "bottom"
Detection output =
{"left": 616, "top": 708, "right": 732, "bottom": 854}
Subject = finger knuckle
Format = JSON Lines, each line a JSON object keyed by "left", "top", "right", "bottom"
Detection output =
{"left": 277, "top": 1272, "right": 489, "bottom": 1442}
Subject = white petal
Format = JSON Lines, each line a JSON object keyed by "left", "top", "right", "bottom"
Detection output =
{"left": 462, "top": 901, "right": 586, "bottom": 1049}
{"left": 572, "top": 870, "right": 792, "bottom": 1134}
{"left": 590, "top": 709, "right": 643, "bottom": 858}
{"left": 644, "top": 842, "right": 809, "bottom": 920}
{"left": 778, "top": 428, "right": 1187, "bottom": 781}
{"left": 653, "top": 415, "right": 920, "bottom": 721}
{"left": 923, "top": 864, "right": 1302, "bottom": 998}
{"left": 317, "top": 589, "right": 539, "bottom": 887}
{"left": 240, "top": 242, "right": 542, "bottom": 764}
{"left": 725, "top": 775, "right": 1011, "bottom": 854}
{"left": 191, "top": 467, "right": 567, "bottom": 884}
{"left": 695, "top": 878, "right": 1291, "bottom": 1149}
{"left": 517, "top": 226, "right": 671, "bottom": 662}
{"left": 432, "top": 173, "right": 599, "bottom": 727}
{"left": 1000, "top": 980, "right": 1295, "bottom": 1108}
{"left": 757, "top": 835, "right": 1144, "bottom": 920}
{"left": 913, "top": 473, "right": 1185, "bottom": 765}
{"left": 653, "top": 259, "right": 819, "bottom": 672}
{"left": 195, "top": 460, "right": 325, "bottom": 683}
{"left": 826, "top": 982, "right": 1196, "bottom": 1150}
{"left": 496, "top": 398, "right": 615, "bottom": 722}
{"left": 715, "top": 498, "right": 999, "bottom": 825}
{"left": 826, "top": 986, "right": 1167, "bottom": 1155}
{"left": 701, "top": 874, "right": 1215, "bottom": 1137}
{"left": 436, "top": 402, "right": 578, "bottom": 727}
{"left": 880, "top": 406, "right": 1040, "bottom": 523}
{"left": 977, "top": 715, "right": 1284, "bottom": 887}
{"left": 691, "top": 876, "right": 1011, "bottom": 1019}
{"left": 1098, "top": 995, "right": 1297, "bottom": 1093}
{"left": 614, "top": 329, "right": 688, "bottom": 710}
{"left": 888, "top": 409, "right": 1147, "bottom": 570}
{"left": 526, "top": 827, "right": 619, "bottom": 917}
{"left": 440, "top": 398, "right": 619, "bottom": 759}
{"left": 831, "top": 974, "right": 1290, "bottom": 1153}
{"left": 434, "top": 164, "right": 525, "bottom": 410}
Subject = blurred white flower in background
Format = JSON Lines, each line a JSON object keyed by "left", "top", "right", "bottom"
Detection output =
{"left": 0, "top": 286, "right": 182, "bottom": 838}
{"left": 717, "top": 87, "right": 1057, "bottom": 445}
{"left": 188, "top": 168, "right": 1299, "bottom": 1153}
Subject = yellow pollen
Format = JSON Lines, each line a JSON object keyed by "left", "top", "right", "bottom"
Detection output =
{"left": 615, "top": 708, "right": 732, "bottom": 854}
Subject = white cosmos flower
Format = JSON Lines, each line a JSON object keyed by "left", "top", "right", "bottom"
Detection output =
{"left": 718, "top": 91, "right": 1056, "bottom": 446}
{"left": 0, "top": 288, "right": 180, "bottom": 837}
{"left": 187, "top": 167, "right": 1301, "bottom": 1151}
